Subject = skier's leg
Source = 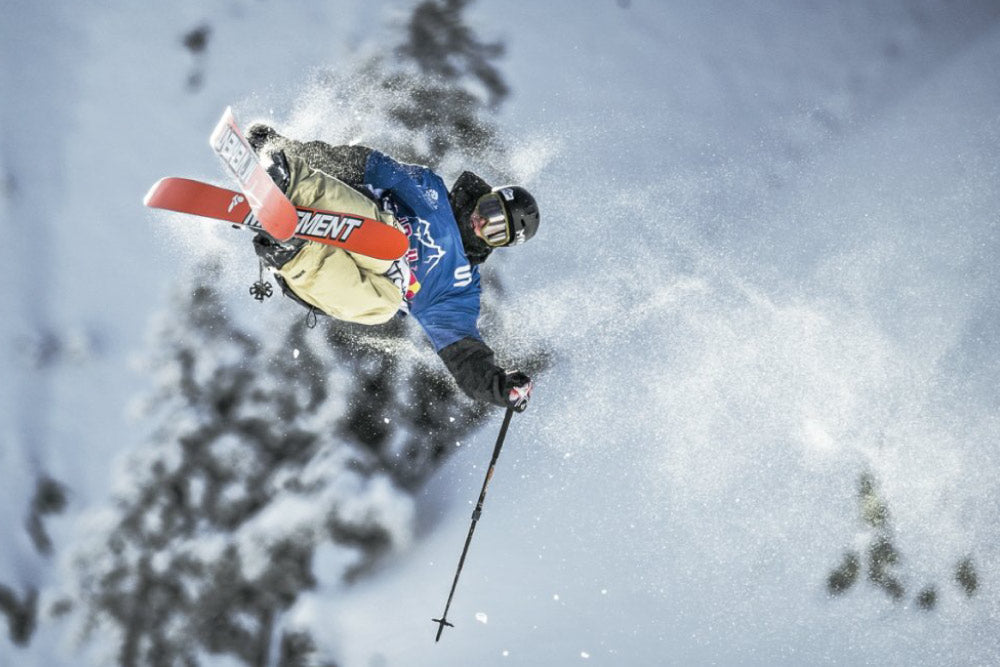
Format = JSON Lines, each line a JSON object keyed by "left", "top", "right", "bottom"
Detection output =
{"left": 271, "top": 155, "right": 405, "bottom": 324}
{"left": 283, "top": 154, "right": 399, "bottom": 230}
{"left": 277, "top": 243, "right": 402, "bottom": 324}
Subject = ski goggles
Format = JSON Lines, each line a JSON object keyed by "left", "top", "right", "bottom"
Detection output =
{"left": 474, "top": 192, "right": 512, "bottom": 247}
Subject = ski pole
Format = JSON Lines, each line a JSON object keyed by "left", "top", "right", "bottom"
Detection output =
{"left": 432, "top": 404, "right": 516, "bottom": 642}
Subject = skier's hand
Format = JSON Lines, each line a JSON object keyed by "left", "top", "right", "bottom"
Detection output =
{"left": 246, "top": 123, "right": 282, "bottom": 152}
{"left": 503, "top": 371, "right": 533, "bottom": 412}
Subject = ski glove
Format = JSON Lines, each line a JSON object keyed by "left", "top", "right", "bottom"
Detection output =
{"left": 252, "top": 233, "right": 305, "bottom": 269}
{"left": 503, "top": 371, "right": 533, "bottom": 412}
{"left": 438, "top": 338, "right": 531, "bottom": 410}
{"left": 245, "top": 123, "right": 372, "bottom": 191}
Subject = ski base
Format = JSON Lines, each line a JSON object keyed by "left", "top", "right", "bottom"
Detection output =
{"left": 144, "top": 177, "right": 408, "bottom": 261}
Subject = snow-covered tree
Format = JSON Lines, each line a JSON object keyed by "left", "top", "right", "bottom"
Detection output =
{"left": 306, "top": 0, "right": 515, "bottom": 178}
{"left": 826, "top": 471, "right": 979, "bottom": 612}
{"left": 386, "top": 0, "right": 510, "bottom": 165}
{"left": 68, "top": 263, "right": 417, "bottom": 665}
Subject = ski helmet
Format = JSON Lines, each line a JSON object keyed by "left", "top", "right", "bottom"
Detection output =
{"left": 472, "top": 185, "right": 540, "bottom": 247}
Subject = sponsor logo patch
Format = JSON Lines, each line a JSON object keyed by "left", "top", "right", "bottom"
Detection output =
{"left": 406, "top": 216, "right": 446, "bottom": 273}
{"left": 424, "top": 188, "right": 439, "bottom": 208}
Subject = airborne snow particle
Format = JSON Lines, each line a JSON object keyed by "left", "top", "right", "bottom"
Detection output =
{"left": 581, "top": 651, "right": 591, "bottom": 659}
{"left": 475, "top": 612, "right": 488, "bottom": 624}
{"left": 292, "top": 348, "right": 300, "bottom": 359}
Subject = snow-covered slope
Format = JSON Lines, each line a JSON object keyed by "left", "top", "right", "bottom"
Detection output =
{"left": 2, "top": 1, "right": 999, "bottom": 665}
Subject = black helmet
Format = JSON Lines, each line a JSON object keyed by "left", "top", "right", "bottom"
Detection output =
{"left": 473, "top": 185, "right": 540, "bottom": 247}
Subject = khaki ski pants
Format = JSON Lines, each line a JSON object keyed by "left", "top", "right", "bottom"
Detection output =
{"left": 277, "top": 156, "right": 404, "bottom": 325}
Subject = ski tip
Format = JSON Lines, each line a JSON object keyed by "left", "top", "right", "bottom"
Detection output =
{"left": 210, "top": 106, "right": 239, "bottom": 151}
{"left": 143, "top": 178, "right": 170, "bottom": 207}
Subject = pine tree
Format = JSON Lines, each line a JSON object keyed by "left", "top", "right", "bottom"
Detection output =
{"left": 826, "top": 471, "right": 980, "bottom": 612}
{"left": 386, "top": 0, "right": 509, "bottom": 165}
{"left": 310, "top": 0, "right": 512, "bottom": 173}
{"left": 70, "top": 263, "right": 413, "bottom": 665}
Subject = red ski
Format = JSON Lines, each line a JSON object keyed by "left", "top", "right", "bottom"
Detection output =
{"left": 143, "top": 177, "right": 409, "bottom": 261}
{"left": 209, "top": 107, "right": 298, "bottom": 240}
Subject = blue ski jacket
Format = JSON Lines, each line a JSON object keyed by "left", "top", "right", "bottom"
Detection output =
{"left": 364, "top": 150, "right": 483, "bottom": 352}
{"left": 358, "top": 150, "right": 514, "bottom": 408}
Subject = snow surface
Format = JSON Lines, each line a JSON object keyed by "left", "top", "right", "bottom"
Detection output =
{"left": 3, "top": 0, "right": 1000, "bottom": 665}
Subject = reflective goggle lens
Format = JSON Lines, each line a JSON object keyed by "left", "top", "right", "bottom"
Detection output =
{"left": 475, "top": 193, "right": 511, "bottom": 246}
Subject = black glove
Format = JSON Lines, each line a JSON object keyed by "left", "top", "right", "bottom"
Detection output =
{"left": 503, "top": 371, "right": 533, "bottom": 412}
{"left": 262, "top": 149, "right": 291, "bottom": 193}
{"left": 252, "top": 233, "right": 305, "bottom": 269}
{"left": 246, "top": 123, "right": 283, "bottom": 152}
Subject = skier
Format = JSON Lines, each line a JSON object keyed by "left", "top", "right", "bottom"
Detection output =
{"left": 244, "top": 125, "right": 539, "bottom": 413}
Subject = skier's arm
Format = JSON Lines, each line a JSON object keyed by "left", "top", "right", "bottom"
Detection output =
{"left": 364, "top": 150, "right": 451, "bottom": 211}
{"left": 245, "top": 124, "right": 372, "bottom": 189}
{"left": 438, "top": 337, "right": 532, "bottom": 410}
{"left": 294, "top": 141, "right": 372, "bottom": 188}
